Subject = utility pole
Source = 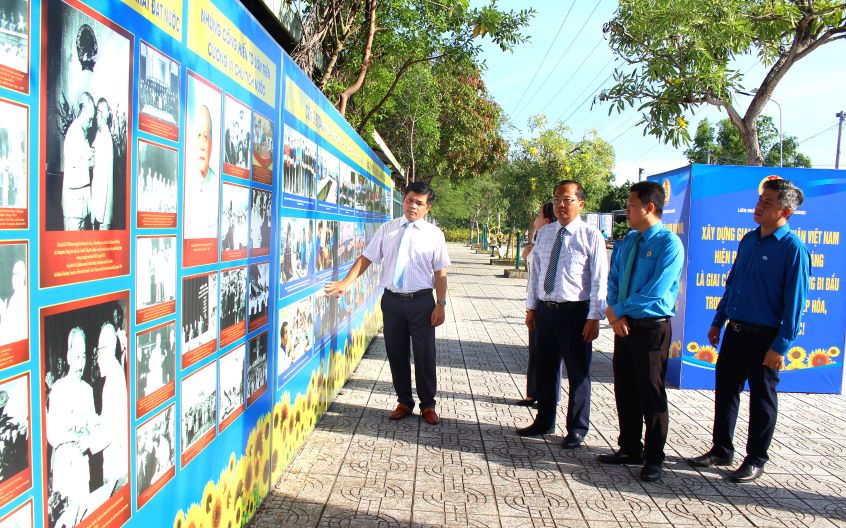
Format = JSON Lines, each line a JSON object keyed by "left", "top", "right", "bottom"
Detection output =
{"left": 638, "top": 168, "right": 644, "bottom": 181}
{"left": 836, "top": 111, "right": 845, "bottom": 170}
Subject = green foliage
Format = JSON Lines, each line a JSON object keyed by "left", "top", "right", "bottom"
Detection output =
{"left": 685, "top": 116, "right": 812, "bottom": 167}
{"left": 613, "top": 221, "right": 631, "bottom": 240}
{"left": 598, "top": 182, "right": 632, "bottom": 213}
{"left": 428, "top": 172, "right": 502, "bottom": 229}
{"left": 440, "top": 226, "right": 470, "bottom": 242}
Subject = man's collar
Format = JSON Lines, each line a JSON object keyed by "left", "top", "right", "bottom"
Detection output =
{"left": 641, "top": 221, "right": 663, "bottom": 241}
{"left": 759, "top": 223, "right": 791, "bottom": 240}
{"left": 560, "top": 216, "right": 583, "bottom": 234}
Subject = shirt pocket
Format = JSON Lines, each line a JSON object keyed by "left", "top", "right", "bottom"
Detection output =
{"left": 564, "top": 248, "right": 589, "bottom": 270}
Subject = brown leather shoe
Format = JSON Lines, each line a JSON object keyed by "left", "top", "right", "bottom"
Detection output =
{"left": 421, "top": 407, "right": 440, "bottom": 425}
{"left": 389, "top": 403, "right": 413, "bottom": 420}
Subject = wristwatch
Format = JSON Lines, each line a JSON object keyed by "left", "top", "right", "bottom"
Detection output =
{"left": 437, "top": 299, "right": 447, "bottom": 306}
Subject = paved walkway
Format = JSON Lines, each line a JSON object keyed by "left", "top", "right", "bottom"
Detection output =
{"left": 251, "top": 243, "right": 846, "bottom": 527}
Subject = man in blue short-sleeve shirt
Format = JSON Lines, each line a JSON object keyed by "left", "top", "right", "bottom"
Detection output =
{"left": 688, "top": 178, "right": 810, "bottom": 483}
{"left": 598, "top": 181, "right": 684, "bottom": 483}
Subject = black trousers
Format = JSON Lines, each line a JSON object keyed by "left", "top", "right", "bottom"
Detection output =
{"left": 612, "top": 319, "right": 671, "bottom": 464}
{"left": 526, "top": 329, "right": 562, "bottom": 402}
{"left": 534, "top": 301, "right": 591, "bottom": 435}
{"left": 712, "top": 325, "right": 780, "bottom": 466}
{"left": 381, "top": 293, "right": 437, "bottom": 410}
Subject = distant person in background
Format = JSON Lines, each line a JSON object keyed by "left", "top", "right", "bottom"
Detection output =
{"left": 514, "top": 201, "right": 555, "bottom": 407}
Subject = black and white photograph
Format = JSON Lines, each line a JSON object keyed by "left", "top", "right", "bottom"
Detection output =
{"left": 0, "top": 499, "right": 33, "bottom": 528}
{"left": 181, "top": 272, "right": 218, "bottom": 365}
{"left": 338, "top": 163, "right": 356, "bottom": 210}
{"left": 249, "top": 188, "right": 271, "bottom": 257}
{"left": 138, "top": 41, "right": 179, "bottom": 140}
{"left": 135, "top": 404, "right": 174, "bottom": 505}
{"left": 220, "top": 182, "right": 249, "bottom": 261}
{"left": 279, "top": 217, "right": 311, "bottom": 286}
{"left": 246, "top": 331, "right": 267, "bottom": 405}
{"left": 218, "top": 345, "right": 245, "bottom": 429}
{"left": 316, "top": 147, "right": 338, "bottom": 205}
{"left": 0, "top": 241, "right": 27, "bottom": 348}
{"left": 41, "top": 293, "right": 130, "bottom": 528}
{"left": 248, "top": 261, "right": 269, "bottom": 332}
{"left": 0, "top": 0, "right": 29, "bottom": 93}
{"left": 0, "top": 373, "right": 29, "bottom": 491}
{"left": 134, "top": 321, "right": 175, "bottom": 402}
{"left": 315, "top": 219, "right": 337, "bottom": 273}
{"left": 282, "top": 124, "right": 315, "bottom": 200}
{"left": 136, "top": 139, "right": 177, "bottom": 227}
{"left": 135, "top": 236, "right": 176, "bottom": 322}
{"left": 180, "top": 360, "right": 216, "bottom": 460}
{"left": 220, "top": 266, "right": 246, "bottom": 333}
{"left": 43, "top": 0, "right": 130, "bottom": 232}
{"left": 223, "top": 95, "right": 251, "bottom": 178}
{"left": 182, "top": 73, "right": 221, "bottom": 266}
{"left": 277, "top": 296, "right": 312, "bottom": 377}
{"left": 0, "top": 99, "right": 27, "bottom": 217}
{"left": 251, "top": 111, "right": 273, "bottom": 184}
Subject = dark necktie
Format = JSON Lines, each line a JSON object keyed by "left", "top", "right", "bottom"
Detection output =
{"left": 543, "top": 227, "right": 565, "bottom": 294}
{"left": 617, "top": 234, "right": 642, "bottom": 303}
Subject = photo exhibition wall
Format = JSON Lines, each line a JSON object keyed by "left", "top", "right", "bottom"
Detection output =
{"left": 0, "top": 0, "right": 394, "bottom": 526}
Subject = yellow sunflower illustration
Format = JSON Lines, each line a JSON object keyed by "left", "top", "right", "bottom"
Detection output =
{"left": 687, "top": 342, "right": 699, "bottom": 353}
{"left": 787, "top": 346, "right": 807, "bottom": 363}
{"left": 828, "top": 346, "right": 841, "bottom": 357}
{"left": 807, "top": 349, "right": 832, "bottom": 367}
{"left": 695, "top": 345, "right": 718, "bottom": 364}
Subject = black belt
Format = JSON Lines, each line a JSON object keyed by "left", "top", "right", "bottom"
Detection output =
{"left": 729, "top": 320, "right": 777, "bottom": 334}
{"left": 627, "top": 316, "right": 670, "bottom": 329}
{"left": 541, "top": 300, "right": 588, "bottom": 310}
{"left": 383, "top": 288, "right": 432, "bottom": 300}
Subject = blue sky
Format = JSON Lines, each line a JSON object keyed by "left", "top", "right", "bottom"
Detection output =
{"left": 475, "top": 0, "right": 846, "bottom": 184}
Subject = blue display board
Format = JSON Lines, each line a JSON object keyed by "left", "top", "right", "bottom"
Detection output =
{"left": 0, "top": 0, "right": 392, "bottom": 526}
{"left": 651, "top": 165, "right": 846, "bottom": 394}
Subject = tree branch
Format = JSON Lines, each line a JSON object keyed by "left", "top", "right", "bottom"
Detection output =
{"left": 338, "top": 0, "right": 378, "bottom": 117}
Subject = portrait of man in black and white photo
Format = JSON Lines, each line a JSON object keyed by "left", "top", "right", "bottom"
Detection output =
{"left": 0, "top": 373, "right": 29, "bottom": 489}
{"left": 135, "top": 405, "right": 174, "bottom": 503}
{"left": 135, "top": 236, "right": 175, "bottom": 316}
{"left": 0, "top": 242, "right": 27, "bottom": 347}
{"left": 220, "top": 266, "right": 246, "bottom": 332}
{"left": 220, "top": 182, "right": 249, "bottom": 259}
{"left": 218, "top": 345, "right": 244, "bottom": 428}
{"left": 181, "top": 272, "right": 218, "bottom": 355}
{"left": 247, "top": 331, "right": 267, "bottom": 404}
{"left": 43, "top": 0, "right": 130, "bottom": 232}
{"left": 135, "top": 322, "right": 175, "bottom": 401}
{"left": 180, "top": 361, "right": 215, "bottom": 456}
{"left": 138, "top": 41, "right": 179, "bottom": 137}
{"left": 0, "top": 100, "right": 27, "bottom": 212}
{"left": 42, "top": 295, "right": 129, "bottom": 528}
{"left": 136, "top": 140, "right": 177, "bottom": 220}
{"left": 248, "top": 261, "right": 269, "bottom": 330}
{"left": 251, "top": 111, "right": 273, "bottom": 184}
{"left": 249, "top": 188, "right": 271, "bottom": 257}
{"left": 223, "top": 95, "right": 250, "bottom": 175}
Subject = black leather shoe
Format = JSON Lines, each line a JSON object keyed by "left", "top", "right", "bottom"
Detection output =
{"left": 730, "top": 461, "right": 764, "bottom": 483}
{"left": 516, "top": 422, "right": 554, "bottom": 437}
{"left": 597, "top": 450, "right": 644, "bottom": 465}
{"left": 641, "top": 463, "right": 663, "bottom": 482}
{"left": 687, "top": 451, "right": 734, "bottom": 468}
{"left": 514, "top": 398, "right": 537, "bottom": 407}
{"left": 561, "top": 433, "right": 584, "bottom": 449}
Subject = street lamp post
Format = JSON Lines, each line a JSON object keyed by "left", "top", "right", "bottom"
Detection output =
{"left": 738, "top": 90, "right": 783, "bottom": 167}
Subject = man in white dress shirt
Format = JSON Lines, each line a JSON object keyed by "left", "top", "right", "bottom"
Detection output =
{"left": 325, "top": 181, "right": 450, "bottom": 425}
{"left": 520, "top": 180, "right": 608, "bottom": 448}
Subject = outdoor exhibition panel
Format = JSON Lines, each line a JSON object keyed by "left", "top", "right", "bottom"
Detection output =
{"left": 651, "top": 165, "right": 845, "bottom": 393}
{"left": 0, "top": 0, "right": 392, "bottom": 526}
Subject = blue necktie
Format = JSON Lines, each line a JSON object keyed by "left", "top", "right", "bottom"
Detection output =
{"left": 543, "top": 227, "right": 565, "bottom": 294}
{"left": 617, "top": 234, "right": 641, "bottom": 303}
{"left": 392, "top": 222, "right": 412, "bottom": 289}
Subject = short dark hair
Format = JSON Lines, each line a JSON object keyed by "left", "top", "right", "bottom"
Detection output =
{"left": 541, "top": 201, "right": 555, "bottom": 222}
{"left": 763, "top": 178, "right": 804, "bottom": 214}
{"left": 406, "top": 181, "right": 435, "bottom": 204}
{"left": 554, "top": 180, "right": 586, "bottom": 201}
{"left": 630, "top": 181, "right": 665, "bottom": 218}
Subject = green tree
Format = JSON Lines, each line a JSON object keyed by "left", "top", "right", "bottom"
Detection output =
{"left": 685, "top": 117, "right": 812, "bottom": 167}
{"left": 598, "top": 182, "right": 632, "bottom": 213}
{"left": 600, "top": 0, "right": 846, "bottom": 165}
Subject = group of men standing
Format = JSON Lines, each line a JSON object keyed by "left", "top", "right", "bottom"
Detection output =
{"left": 520, "top": 177, "right": 810, "bottom": 484}
{"left": 329, "top": 176, "right": 810, "bottom": 486}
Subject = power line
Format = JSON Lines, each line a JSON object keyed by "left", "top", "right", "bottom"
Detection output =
{"left": 555, "top": 69, "right": 614, "bottom": 124}
{"left": 513, "top": 0, "right": 606, "bottom": 120}
{"left": 531, "top": 34, "right": 606, "bottom": 117}
{"left": 799, "top": 123, "right": 838, "bottom": 144}
{"left": 509, "top": 1, "right": 576, "bottom": 118}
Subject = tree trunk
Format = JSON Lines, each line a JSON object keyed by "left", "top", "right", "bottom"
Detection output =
{"left": 338, "top": 0, "right": 377, "bottom": 117}
{"left": 408, "top": 118, "right": 416, "bottom": 183}
{"left": 741, "top": 118, "right": 764, "bottom": 166}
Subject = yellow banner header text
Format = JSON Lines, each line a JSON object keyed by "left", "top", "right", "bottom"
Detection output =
{"left": 121, "top": 0, "right": 183, "bottom": 41}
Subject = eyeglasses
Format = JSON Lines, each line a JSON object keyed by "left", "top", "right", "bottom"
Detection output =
{"left": 403, "top": 196, "right": 428, "bottom": 207}
{"left": 552, "top": 196, "right": 579, "bottom": 205}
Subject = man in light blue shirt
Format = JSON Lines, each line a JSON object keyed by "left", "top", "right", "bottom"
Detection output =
{"left": 688, "top": 178, "right": 810, "bottom": 483}
{"left": 598, "top": 180, "right": 683, "bottom": 482}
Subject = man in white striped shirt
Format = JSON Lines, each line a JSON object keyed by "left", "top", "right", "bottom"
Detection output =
{"left": 520, "top": 180, "right": 608, "bottom": 448}
{"left": 325, "top": 181, "right": 451, "bottom": 425}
